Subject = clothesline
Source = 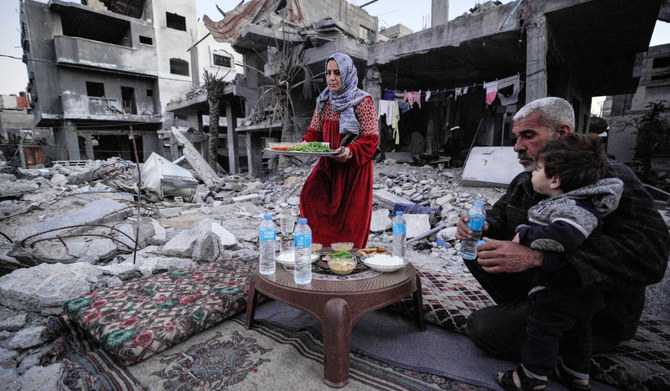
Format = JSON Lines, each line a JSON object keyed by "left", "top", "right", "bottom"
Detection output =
{"left": 381, "top": 72, "right": 525, "bottom": 103}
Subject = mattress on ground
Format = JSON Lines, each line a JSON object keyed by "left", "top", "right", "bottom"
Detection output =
{"left": 390, "top": 267, "right": 495, "bottom": 333}
{"left": 62, "top": 257, "right": 256, "bottom": 365}
{"left": 392, "top": 266, "right": 670, "bottom": 391}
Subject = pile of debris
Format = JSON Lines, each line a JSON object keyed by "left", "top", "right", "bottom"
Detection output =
{"left": 0, "top": 153, "right": 668, "bottom": 388}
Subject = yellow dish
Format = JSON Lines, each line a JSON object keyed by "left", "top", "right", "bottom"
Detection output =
{"left": 328, "top": 258, "right": 357, "bottom": 275}
{"left": 331, "top": 242, "right": 354, "bottom": 252}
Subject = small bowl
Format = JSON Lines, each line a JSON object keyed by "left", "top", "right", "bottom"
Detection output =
{"left": 327, "top": 258, "right": 357, "bottom": 275}
{"left": 331, "top": 242, "right": 354, "bottom": 252}
{"left": 311, "top": 243, "right": 323, "bottom": 252}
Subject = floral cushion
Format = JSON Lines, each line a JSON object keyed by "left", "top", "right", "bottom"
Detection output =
{"left": 390, "top": 266, "right": 495, "bottom": 333}
{"left": 63, "top": 258, "right": 257, "bottom": 365}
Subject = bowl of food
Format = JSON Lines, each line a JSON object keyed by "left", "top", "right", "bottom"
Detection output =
{"left": 331, "top": 242, "right": 354, "bottom": 252}
{"left": 362, "top": 254, "right": 407, "bottom": 273}
{"left": 268, "top": 142, "right": 297, "bottom": 151}
{"left": 327, "top": 258, "right": 357, "bottom": 275}
{"left": 311, "top": 243, "right": 323, "bottom": 252}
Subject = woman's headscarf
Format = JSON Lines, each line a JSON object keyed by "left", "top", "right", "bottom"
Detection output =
{"left": 315, "top": 53, "right": 370, "bottom": 135}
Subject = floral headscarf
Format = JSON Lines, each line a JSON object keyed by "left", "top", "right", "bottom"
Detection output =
{"left": 315, "top": 53, "right": 370, "bottom": 134}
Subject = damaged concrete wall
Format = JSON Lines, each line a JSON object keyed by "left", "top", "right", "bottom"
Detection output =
{"left": 152, "top": 0, "right": 198, "bottom": 109}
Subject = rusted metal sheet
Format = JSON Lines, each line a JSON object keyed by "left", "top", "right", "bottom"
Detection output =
{"left": 23, "top": 146, "right": 45, "bottom": 169}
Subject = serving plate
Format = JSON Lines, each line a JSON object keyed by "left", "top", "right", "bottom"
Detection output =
{"left": 361, "top": 254, "right": 408, "bottom": 273}
{"left": 263, "top": 148, "right": 340, "bottom": 157}
{"left": 276, "top": 252, "right": 320, "bottom": 267}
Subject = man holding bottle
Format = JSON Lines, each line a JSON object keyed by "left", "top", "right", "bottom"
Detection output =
{"left": 455, "top": 97, "right": 669, "bottom": 360}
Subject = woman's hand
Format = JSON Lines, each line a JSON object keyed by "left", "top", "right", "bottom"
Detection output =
{"left": 333, "top": 147, "right": 352, "bottom": 163}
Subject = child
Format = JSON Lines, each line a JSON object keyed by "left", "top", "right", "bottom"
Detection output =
{"left": 496, "top": 133, "right": 623, "bottom": 391}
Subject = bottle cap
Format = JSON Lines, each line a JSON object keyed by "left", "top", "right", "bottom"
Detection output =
{"left": 298, "top": 218, "right": 307, "bottom": 224}
{"left": 477, "top": 240, "right": 486, "bottom": 246}
{"left": 263, "top": 214, "right": 272, "bottom": 219}
{"left": 396, "top": 211, "right": 404, "bottom": 216}
{"left": 473, "top": 200, "right": 485, "bottom": 207}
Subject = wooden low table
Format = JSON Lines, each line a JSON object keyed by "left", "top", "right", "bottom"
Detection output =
{"left": 245, "top": 261, "right": 425, "bottom": 388}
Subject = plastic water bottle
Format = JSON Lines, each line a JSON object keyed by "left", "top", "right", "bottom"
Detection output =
{"left": 392, "top": 211, "right": 407, "bottom": 258}
{"left": 258, "top": 214, "right": 276, "bottom": 275}
{"left": 460, "top": 200, "right": 486, "bottom": 260}
{"left": 293, "top": 218, "right": 312, "bottom": 285}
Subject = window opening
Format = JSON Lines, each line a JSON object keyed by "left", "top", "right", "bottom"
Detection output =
{"left": 651, "top": 56, "right": 670, "bottom": 81}
{"left": 166, "top": 12, "right": 186, "bottom": 31}
{"left": 213, "top": 54, "right": 232, "bottom": 68}
{"left": 139, "top": 35, "right": 153, "bottom": 45}
{"left": 86, "top": 81, "right": 105, "bottom": 97}
{"left": 169, "top": 58, "right": 189, "bottom": 76}
{"left": 121, "top": 86, "right": 137, "bottom": 114}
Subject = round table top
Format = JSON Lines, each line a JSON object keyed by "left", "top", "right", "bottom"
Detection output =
{"left": 256, "top": 263, "right": 415, "bottom": 293}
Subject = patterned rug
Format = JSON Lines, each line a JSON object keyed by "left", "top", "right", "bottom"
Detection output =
{"left": 127, "top": 316, "right": 490, "bottom": 391}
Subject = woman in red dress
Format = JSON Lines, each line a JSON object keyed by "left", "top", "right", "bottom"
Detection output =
{"left": 299, "top": 53, "right": 379, "bottom": 249}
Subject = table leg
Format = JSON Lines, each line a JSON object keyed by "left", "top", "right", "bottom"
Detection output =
{"left": 414, "top": 273, "right": 426, "bottom": 331}
{"left": 245, "top": 274, "right": 258, "bottom": 329}
{"left": 322, "top": 297, "right": 352, "bottom": 388}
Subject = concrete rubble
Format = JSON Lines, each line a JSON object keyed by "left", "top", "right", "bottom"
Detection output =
{"left": 0, "top": 155, "right": 668, "bottom": 387}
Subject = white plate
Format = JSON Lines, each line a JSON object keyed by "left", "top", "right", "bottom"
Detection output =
{"left": 362, "top": 254, "right": 408, "bottom": 273}
{"left": 276, "top": 252, "right": 320, "bottom": 267}
{"left": 263, "top": 148, "right": 340, "bottom": 157}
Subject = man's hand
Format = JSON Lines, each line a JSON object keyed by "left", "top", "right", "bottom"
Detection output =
{"left": 455, "top": 211, "right": 489, "bottom": 240}
{"left": 332, "top": 147, "right": 352, "bottom": 163}
{"left": 476, "top": 238, "right": 543, "bottom": 273}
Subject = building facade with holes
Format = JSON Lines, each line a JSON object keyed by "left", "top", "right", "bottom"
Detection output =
{"left": 20, "top": 0, "right": 241, "bottom": 162}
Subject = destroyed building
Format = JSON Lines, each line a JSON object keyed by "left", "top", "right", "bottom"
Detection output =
{"left": 19, "top": 0, "right": 242, "bottom": 163}
{"left": 195, "top": 0, "right": 668, "bottom": 177}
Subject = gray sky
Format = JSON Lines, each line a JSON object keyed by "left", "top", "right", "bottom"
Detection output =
{"left": 1, "top": 0, "right": 669, "bottom": 95}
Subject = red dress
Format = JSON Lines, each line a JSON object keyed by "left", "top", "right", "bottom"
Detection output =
{"left": 299, "top": 96, "right": 379, "bottom": 249}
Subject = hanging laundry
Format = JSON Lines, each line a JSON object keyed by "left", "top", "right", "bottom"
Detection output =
{"left": 378, "top": 100, "right": 395, "bottom": 126}
{"left": 485, "top": 81, "right": 499, "bottom": 105}
{"left": 392, "top": 102, "right": 400, "bottom": 144}
{"left": 404, "top": 91, "right": 421, "bottom": 109}
{"left": 496, "top": 74, "right": 522, "bottom": 106}
{"left": 462, "top": 86, "right": 469, "bottom": 95}
{"left": 455, "top": 87, "right": 462, "bottom": 99}
{"left": 425, "top": 90, "right": 431, "bottom": 102}
{"left": 398, "top": 101, "right": 411, "bottom": 113}
{"left": 383, "top": 89, "right": 395, "bottom": 101}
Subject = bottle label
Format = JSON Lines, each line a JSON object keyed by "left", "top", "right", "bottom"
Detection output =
{"left": 259, "top": 227, "right": 276, "bottom": 242}
{"left": 467, "top": 217, "right": 485, "bottom": 231}
{"left": 294, "top": 232, "right": 312, "bottom": 248}
{"left": 392, "top": 222, "right": 406, "bottom": 235}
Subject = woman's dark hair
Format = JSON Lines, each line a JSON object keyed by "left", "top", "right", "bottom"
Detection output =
{"left": 537, "top": 133, "right": 607, "bottom": 193}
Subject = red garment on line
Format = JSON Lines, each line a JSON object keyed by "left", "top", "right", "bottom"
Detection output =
{"left": 299, "top": 97, "right": 379, "bottom": 249}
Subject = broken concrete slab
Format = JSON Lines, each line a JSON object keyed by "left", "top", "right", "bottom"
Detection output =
{"left": 14, "top": 198, "right": 132, "bottom": 242}
{"left": 161, "top": 218, "right": 237, "bottom": 258}
{"left": 0, "top": 347, "right": 18, "bottom": 369}
{"left": 370, "top": 208, "right": 392, "bottom": 233}
{"left": 114, "top": 252, "right": 196, "bottom": 277}
{"left": 404, "top": 214, "right": 431, "bottom": 239}
{"left": 462, "top": 147, "right": 524, "bottom": 187}
{"left": 0, "top": 311, "right": 27, "bottom": 331}
{"left": 170, "top": 128, "right": 220, "bottom": 187}
{"left": 373, "top": 189, "right": 414, "bottom": 209}
{"left": 7, "top": 326, "right": 46, "bottom": 350}
{"left": 0, "top": 262, "right": 102, "bottom": 314}
{"left": 0, "top": 181, "right": 39, "bottom": 198}
{"left": 17, "top": 363, "right": 61, "bottom": 391}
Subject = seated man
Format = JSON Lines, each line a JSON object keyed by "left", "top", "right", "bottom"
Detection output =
{"left": 456, "top": 97, "right": 669, "bottom": 362}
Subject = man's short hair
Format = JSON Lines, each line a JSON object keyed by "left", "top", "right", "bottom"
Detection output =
{"left": 537, "top": 133, "right": 607, "bottom": 193}
{"left": 513, "top": 97, "right": 575, "bottom": 131}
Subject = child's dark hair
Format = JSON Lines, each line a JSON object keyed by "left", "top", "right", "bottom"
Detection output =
{"left": 537, "top": 133, "right": 607, "bottom": 193}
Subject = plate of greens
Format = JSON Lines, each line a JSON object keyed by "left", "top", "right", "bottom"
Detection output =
{"left": 265, "top": 142, "right": 340, "bottom": 157}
